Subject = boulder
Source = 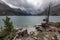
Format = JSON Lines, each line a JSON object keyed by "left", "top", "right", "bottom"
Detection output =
{"left": 13, "top": 28, "right": 29, "bottom": 40}
{"left": 16, "top": 28, "right": 29, "bottom": 38}
{"left": 35, "top": 27, "right": 43, "bottom": 32}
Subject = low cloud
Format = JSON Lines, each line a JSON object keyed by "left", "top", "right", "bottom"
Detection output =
{"left": 1, "top": 0, "right": 60, "bottom": 14}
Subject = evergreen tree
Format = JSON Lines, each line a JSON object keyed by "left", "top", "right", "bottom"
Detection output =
{"left": 3, "top": 16, "right": 14, "bottom": 33}
{"left": 0, "top": 16, "right": 14, "bottom": 40}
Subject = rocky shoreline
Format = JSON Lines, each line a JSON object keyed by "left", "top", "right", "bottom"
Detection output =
{"left": 0, "top": 22, "right": 60, "bottom": 40}
{"left": 12, "top": 23, "right": 60, "bottom": 40}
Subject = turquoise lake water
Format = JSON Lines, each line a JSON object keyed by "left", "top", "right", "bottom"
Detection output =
{"left": 0, "top": 16, "right": 60, "bottom": 28}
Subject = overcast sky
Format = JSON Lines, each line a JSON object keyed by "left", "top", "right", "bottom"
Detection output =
{"left": 1, "top": 0, "right": 60, "bottom": 14}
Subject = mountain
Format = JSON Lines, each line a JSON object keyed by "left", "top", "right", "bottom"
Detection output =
{"left": 51, "top": 5, "right": 60, "bottom": 16}
{"left": 0, "top": 1, "right": 31, "bottom": 16}
{"left": 38, "top": 4, "right": 60, "bottom": 16}
{"left": 0, "top": 1, "right": 60, "bottom": 16}
{"left": 13, "top": 8, "right": 32, "bottom": 16}
{"left": 0, "top": 2, "right": 15, "bottom": 15}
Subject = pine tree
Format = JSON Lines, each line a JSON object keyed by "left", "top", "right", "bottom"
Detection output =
{"left": 0, "top": 16, "right": 14, "bottom": 40}
{"left": 3, "top": 16, "right": 14, "bottom": 33}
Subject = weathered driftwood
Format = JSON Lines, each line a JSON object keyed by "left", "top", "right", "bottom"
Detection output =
{"left": 13, "top": 28, "right": 29, "bottom": 40}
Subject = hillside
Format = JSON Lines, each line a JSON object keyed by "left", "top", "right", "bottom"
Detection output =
{"left": 38, "top": 4, "right": 60, "bottom": 16}
{"left": 0, "top": 1, "right": 60, "bottom": 16}
{"left": 0, "top": 2, "right": 31, "bottom": 16}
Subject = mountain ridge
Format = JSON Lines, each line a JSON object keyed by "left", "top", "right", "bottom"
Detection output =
{"left": 37, "top": 4, "right": 60, "bottom": 16}
{"left": 0, "top": 2, "right": 31, "bottom": 16}
{"left": 0, "top": 1, "right": 60, "bottom": 16}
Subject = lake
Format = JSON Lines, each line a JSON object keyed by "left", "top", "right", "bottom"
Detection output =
{"left": 0, "top": 16, "right": 60, "bottom": 29}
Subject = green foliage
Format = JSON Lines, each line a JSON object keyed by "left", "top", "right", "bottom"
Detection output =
{"left": 3, "top": 16, "right": 14, "bottom": 32}
{"left": 0, "top": 16, "right": 15, "bottom": 40}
